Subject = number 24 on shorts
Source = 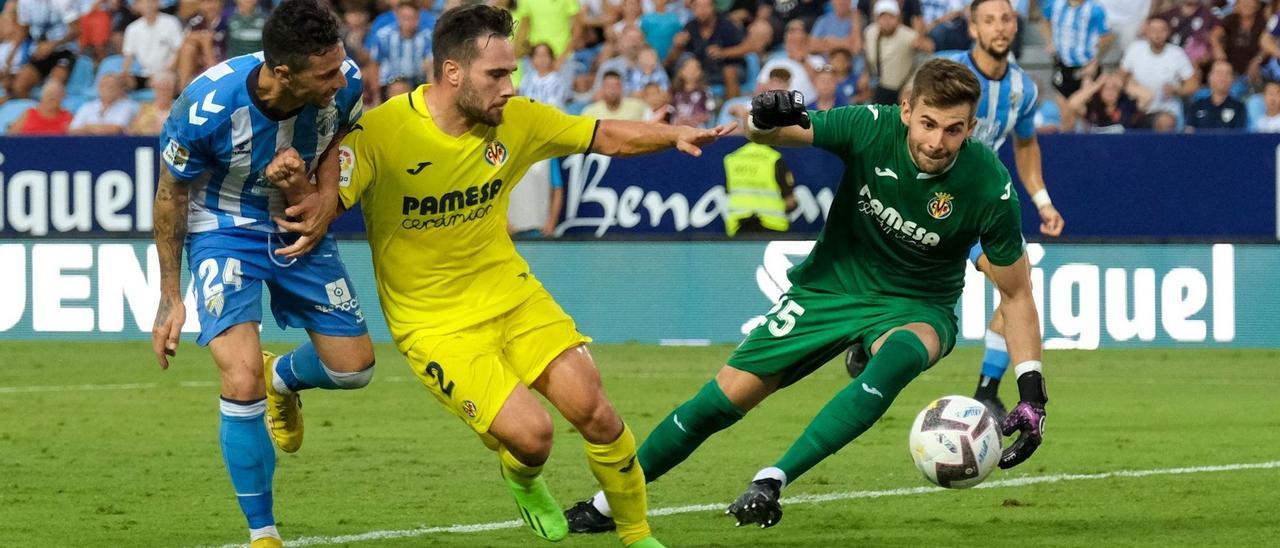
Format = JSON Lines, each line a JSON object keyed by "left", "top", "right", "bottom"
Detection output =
{"left": 765, "top": 297, "right": 806, "bottom": 337}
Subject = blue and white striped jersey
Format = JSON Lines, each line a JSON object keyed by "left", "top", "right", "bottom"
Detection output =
{"left": 1042, "top": 0, "right": 1110, "bottom": 67}
{"left": 369, "top": 25, "right": 432, "bottom": 86}
{"left": 942, "top": 50, "right": 1038, "bottom": 150}
{"left": 159, "top": 53, "right": 364, "bottom": 233}
{"left": 17, "top": 0, "right": 87, "bottom": 47}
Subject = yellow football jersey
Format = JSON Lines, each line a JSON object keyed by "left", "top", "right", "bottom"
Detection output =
{"left": 338, "top": 86, "right": 597, "bottom": 352}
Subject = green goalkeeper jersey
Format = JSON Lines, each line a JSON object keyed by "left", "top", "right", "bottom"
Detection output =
{"left": 790, "top": 104, "right": 1025, "bottom": 308}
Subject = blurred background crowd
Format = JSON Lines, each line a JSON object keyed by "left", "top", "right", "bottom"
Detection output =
{"left": 1, "top": 0, "right": 1277, "bottom": 137}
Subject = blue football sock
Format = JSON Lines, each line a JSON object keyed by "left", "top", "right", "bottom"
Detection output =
{"left": 274, "top": 340, "right": 373, "bottom": 391}
{"left": 980, "top": 329, "right": 1011, "bottom": 380}
{"left": 219, "top": 397, "right": 276, "bottom": 531}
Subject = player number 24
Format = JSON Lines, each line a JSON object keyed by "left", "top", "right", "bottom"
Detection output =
{"left": 198, "top": 257, "right": 244, "bottom": 297}
{"left": 765, "top": 297, "right": 806, "bottom": 337}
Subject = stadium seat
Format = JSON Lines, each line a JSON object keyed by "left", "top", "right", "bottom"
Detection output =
{"left": 65, "top": 55, "right": 96, "bottom": 99}
{"left": 0, "top": 99, "right": 37, "bottom": 132}
{"left": 61, "top": 94, "right": 87, "bottom": 114}
{"left": 1245, "top": 93, "right": 1265, "bottom": 131}
{"left": 130, "top": 88, "right": 155, "bottom": 103}
{"left": 742, "top": 52, "right": 760, "bottom": 95}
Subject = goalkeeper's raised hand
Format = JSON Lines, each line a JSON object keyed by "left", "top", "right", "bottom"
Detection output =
{"left": 749, "top": 90, "right": 811, "bottom": 132}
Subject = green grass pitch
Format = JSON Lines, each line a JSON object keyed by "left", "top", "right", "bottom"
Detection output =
{"left": 1, "top": 342, "right": 1277, "bottom": 546}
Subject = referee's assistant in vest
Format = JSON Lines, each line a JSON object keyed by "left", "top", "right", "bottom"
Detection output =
{"left": 723, "top": 140, "right": 797, "bottom": 237}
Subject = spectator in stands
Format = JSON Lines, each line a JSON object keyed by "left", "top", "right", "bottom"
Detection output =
{"left": 668, "top": 0, "right": 750, "bottom": 100}
{"left": 225, "top": 0, "right": 267, "bottom": 60}
{"left": 7, "top": 79, "right": 71, "bottom": 134}
{"left": 865, "top": 0, "right": 927, "bottom": 105}
{"left": 829, "top": 46, "right": 870, "bottom": 104}
{"left": 1213, "top": 0, "right": 1265, "bottom": 88}
{"left": 520, "top": 43, "right": 570, "bottom": 108}
{"left": 1160, "top": 0, "right": 1220, "bottom": 69}
{"left": 1042, "top": 0, "right": 1115, "bottom": 130}
{"left": 760, "top": 19, "right": 825, "bottom": 101}
{"left": 175, "top": 0, "right": 227, "bottom": 88}
{"left": 1068, "top": 71, "right": 1154, "bottom": 133}
{"left": 1252, "top": 78, "right": 1280, "bottom": 130}
{"left": 757, "top": 0, "right": 828, "bottom": 48}
{"left": 120, "top": 0, "right": 183, "bottom": 91}
{"left": 1186, "top": 59, "right": 1248, "bottom": 129}
{"left": 342, "top": 0, "right": 374, "bottom": 66}
{"left": 641, "top": 81, "right": 674, "bottom": 122}
{"left": 807, "top": 67, "right": 848, "bottom": 110}
{"left": 640, "top": 0, "right": 684, "bottom": 62}
{"left": 128, "top": 70, "right": 174, "bottom": 135}
{"left": 1098, "top": 0, "right": 1154, "bottom": 59}
{"left": 859, "top": 0, "right": 925, "bottom": 37}
{"left": 368, "top": 0, "right": 432, "bottom": 103}
{"left": 9, "top": 0, "right": 87, "bottom": 99}
{"left": 671, "top": 55, "right": 715, "bottom": 127}
{"left": 810, "top": 0, "right": 863, "bottom": 56}
{"left": 575, "top": 0, "right": 623, "bottom": 59}
{"left": 0, "top": 9, "right": 30, "bottom": 95}
{"left": 582, "top": 69, "right": 648, "bottom": 119}
{"left": 69, "top": 73, "right": 138, "bottom": 135}
{"left": 920, "top": 0, "right": 972, "bottom": 52}
{"left": 512, "top": 0, "right": 578, "bottom": 57}
{"left": 627, "top": 47, "right": 669, "bottom": 95}
{"left": 609, "top": 0, "right": 643, "bottom": 41}
{"left": 596, "top": 26, "right": 647, "bottom": 93}
{"left": 720, "top": 65, "right": 792, "bottom": 127}
{"left": 1122, "top": 16, "right": 1199, "bottom": 130}
{"left": 79, "top": 0, "right": 111, "bottom": 63}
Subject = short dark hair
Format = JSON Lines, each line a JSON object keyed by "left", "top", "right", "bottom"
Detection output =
{"left": 262, "top": 0, "right": 342, "bottom": 70}
{"left": 431, "top": 4, "right": 514, "bottom": 80}
{"left": 601, "top": 70, "right": 623, "bottom": 81}
{"left": 969, "top": 0, "right": 1013, "bottom": 15}
{"left": 910, "top": 59, "right": 982, "bottom": 113}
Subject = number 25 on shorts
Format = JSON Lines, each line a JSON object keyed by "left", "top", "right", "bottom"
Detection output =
{"left": 765, "top": 297, "right": 806, "bottom": 337}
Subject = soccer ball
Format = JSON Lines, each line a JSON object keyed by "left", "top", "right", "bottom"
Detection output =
{"left": 908, "top": 395, "right": 1002, "bottom": 489}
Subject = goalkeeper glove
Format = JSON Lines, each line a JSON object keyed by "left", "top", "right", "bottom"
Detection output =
{"left": 998, "top": 365, "right": 1047, "bottom": 470}
{"left": 750, "top": 90, "right": 811, "bottom": 131}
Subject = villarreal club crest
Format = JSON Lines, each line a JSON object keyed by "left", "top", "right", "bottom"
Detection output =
{"left": 927, "top": 192, "right": 954, "bottom": 220}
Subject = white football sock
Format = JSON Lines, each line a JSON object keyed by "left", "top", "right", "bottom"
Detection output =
{"left": 590, "top": 490, "right": 612, "bottom": 517}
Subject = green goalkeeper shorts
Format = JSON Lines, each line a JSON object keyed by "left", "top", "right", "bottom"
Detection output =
{"left": 727, "top": 284, "right": 958, "bottom": 388}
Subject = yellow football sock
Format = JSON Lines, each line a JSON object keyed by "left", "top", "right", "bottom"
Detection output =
{"left": 499, "top": 445, "right": 542, "bottom": 487}
{"left": 584, "top": 423, "right": 652, "bottom": 545}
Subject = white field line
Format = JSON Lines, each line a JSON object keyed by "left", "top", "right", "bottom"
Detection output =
{"left": 202, "top": 460, "right": 1280, "bottom": 548}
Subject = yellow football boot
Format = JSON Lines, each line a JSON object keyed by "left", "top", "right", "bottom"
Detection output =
{"left": 262, "top": 351, "right": 303, "bottom": 453}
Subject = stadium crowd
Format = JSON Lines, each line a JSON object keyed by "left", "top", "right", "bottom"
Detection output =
{"left": 1, "top": 0, "right": 1278, "bottom": 135}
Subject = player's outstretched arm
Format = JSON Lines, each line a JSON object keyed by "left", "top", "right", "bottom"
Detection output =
{"left": 1012, "top": 136, "right": 1064, "bottom": 237}
{"left": 746, "top": 90, "right": 814, "bottom": 147}
{"left": 268, "top": 130, "right": 351, "bottom": 258}
{"left": 152, "top": 169, "right": 191, "bottom": 370}
{"left": 987, "top": 253, "right": 1048, "bottom": 469}
{"left": 590, "top": 119, "right": 737, "bottom": 157}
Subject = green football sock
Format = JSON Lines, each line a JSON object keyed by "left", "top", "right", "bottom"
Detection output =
{"left": 775, "top": 330, "right": 930, "bottom": 483}
{"left": 637, "top": 380, "right": 745, "bottom": 482}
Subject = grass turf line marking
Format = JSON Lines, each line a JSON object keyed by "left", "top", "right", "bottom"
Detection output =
{"left": 204, "top": 460, "right": 1280, "bottom": 547}
{"left": 0, "top": 382, "right": 156, "bottom": 394}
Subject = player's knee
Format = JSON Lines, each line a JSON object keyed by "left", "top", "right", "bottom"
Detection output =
{"left": 221, "top": 366, "right": 266, "bottom": 400}
{"left": 330, "top": 361, "right": 374, "bottom": 389}
{"left": 505, "top": 417, "right": 554, "bottom": 466}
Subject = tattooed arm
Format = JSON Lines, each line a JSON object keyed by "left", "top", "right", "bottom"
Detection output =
{"left": 152, "top": 168, "right": 192, "bottom": 369}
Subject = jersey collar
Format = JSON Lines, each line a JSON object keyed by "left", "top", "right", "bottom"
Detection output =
{"left": 247, "top": 63, "right": 305, "bottom": 122}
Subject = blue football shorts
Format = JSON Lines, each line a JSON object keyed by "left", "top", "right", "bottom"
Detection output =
{"left": 186, "top": 227, "right": 367, "bottom": 346}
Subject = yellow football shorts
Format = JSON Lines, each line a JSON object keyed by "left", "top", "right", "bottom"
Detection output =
{"left": 403, "top": 287, "right": 591, "bottom": 437}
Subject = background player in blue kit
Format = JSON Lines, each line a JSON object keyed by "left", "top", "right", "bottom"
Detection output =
{"left": 149, "top": 1, "right": 375, "bottom": 546}
{"left": 847, "top": 0, "right": 1064, "bottom": 423}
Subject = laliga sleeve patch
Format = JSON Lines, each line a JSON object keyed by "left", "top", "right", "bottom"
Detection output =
{"left": 163, "top": 139, "right": 190, "bottom": 171}
{"left": 338, "top": 145, "right": 354, "bottom": 188}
